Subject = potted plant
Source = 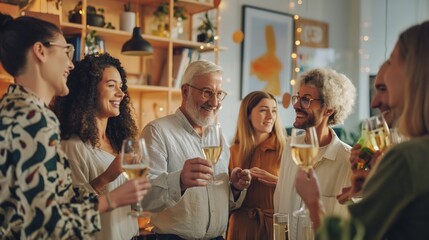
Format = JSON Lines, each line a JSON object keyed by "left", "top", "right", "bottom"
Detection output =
{"left": 68, "top": 1, "right": 105, "bottom": 27}
{"left": 151, "top": 1, "right": 187, "bottom": 38}
{"left": 197, "top": 12, "right": 216, "bottom": 43}
{"left": 120, "top": 1, "right": 136, "bottom": 32}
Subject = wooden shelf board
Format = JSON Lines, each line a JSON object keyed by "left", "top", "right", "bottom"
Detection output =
{"left": 87, "top": 26, "right": 171, "bottom": 48}
{"left": 172, "top": 39, "right": 225, "bottom": 52}
{"left": 61, "top": 22, "right": 84, "bottom": 35}
{"left": 176, "top": 0, "right": 214, "bottom": 15}
{"left": 128, "top": 84, "right": 170, "bottom": 92}
{"left": 106, "top": 0, "right": 212, "bottom": 14}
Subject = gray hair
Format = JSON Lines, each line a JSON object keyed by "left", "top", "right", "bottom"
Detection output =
{"left": 181, "top": 59, "right": 223, "bottom": 85}
{"left": 299, "top": 68, "right": 356, "bottom": 125}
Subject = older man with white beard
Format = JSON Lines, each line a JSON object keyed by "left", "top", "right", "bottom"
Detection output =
{"left": 141, "top": 60, "right": 251, "bottom": 240}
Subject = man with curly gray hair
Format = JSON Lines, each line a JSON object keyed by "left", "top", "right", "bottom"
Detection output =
{"left": 274, "top": 68, "right": 356, "bottom": 240}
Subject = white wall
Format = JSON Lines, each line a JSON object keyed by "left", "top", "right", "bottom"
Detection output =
{"left": 213, "top": 0, "right": 428, "bottom": 143}
{"left": 359, "top": 0, "right": 429, "bottom": 121}
{"left": 215, "top": 0, "right": 358, "bottom": 142}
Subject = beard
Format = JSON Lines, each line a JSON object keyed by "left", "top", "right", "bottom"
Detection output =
{"left": 185, "top": 94, "right": 217, "bottom": 127}
{"left": 293, "top": 109, "right": 316, "bottom": 129}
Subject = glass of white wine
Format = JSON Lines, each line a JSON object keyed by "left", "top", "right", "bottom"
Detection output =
{"left": 356, "top": 115, "right": 390, "bottom": 170}
{"left": 366, "top": 115, "right": 391, "bottom": 152}
{"left": 121, "top": 138, "right": 150, "bottom": 217}
{"left": 202, "top": 123, "right": 223, "bottom": 185}
{"left": 290, "top": 127, "right": 319, "bottom": 217}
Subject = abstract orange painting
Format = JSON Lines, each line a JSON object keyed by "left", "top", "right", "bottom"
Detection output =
{"left": 240, "top": 5, "right": 294, "bottom": 99}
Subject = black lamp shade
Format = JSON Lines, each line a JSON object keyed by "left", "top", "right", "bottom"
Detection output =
{"left": 121, "top": 27, "right": 153, "bottom": 56}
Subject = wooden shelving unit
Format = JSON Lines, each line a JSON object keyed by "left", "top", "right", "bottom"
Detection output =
{"left": 0, "top": 0, "right": 222, "bottom": 130}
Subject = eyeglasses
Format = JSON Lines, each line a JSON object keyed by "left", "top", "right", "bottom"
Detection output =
{"left": 186, "top": 84, "right": 227, "bottom": 101}
{"left": 292, "top": 95, "right": 323, "bottom": 109}
{"left": 43, "top": 41, "right": 75, "bottom": 61}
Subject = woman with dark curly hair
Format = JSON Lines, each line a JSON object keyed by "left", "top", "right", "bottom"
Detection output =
{"left": 51, "top": 53, "right": 147, "bottom": 240}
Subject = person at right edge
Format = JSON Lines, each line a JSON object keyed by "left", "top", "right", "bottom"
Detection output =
{"left": 337, "top": 61, "right": 393, "bottom": 204}
{"left": 141, "top": 60, "right": 252, "bottom": 240}
{"left": 295, "top": 21, "right": 429, "bottom": 240}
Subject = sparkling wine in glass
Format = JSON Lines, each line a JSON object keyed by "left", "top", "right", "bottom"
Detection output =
{"left": 202, "top": 123, "right": 223, "bottom": 185}
{"left": 290, "top": 127, "right": 319, "bottom": 217}
{"left": 357, "top": 115, "right": 390, "bottom": 170}
{"left": 121, "top": 138, "right": 150, "bottom": 217}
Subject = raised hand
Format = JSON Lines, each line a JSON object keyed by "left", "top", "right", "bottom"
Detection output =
{"left": 230, "top": 168, "right": 251, "bottom": 191}
{"left": 249, "top": 167, "right": 277, "bottom": 186}
{"left": 180, "top": 158, "right": 214, "bottom": 191}
{"left": 107, "top": 177, "right": 151, "bottom": 211}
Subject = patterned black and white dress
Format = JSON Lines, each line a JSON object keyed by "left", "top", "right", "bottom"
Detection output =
{"left": 0, "top": 84, "right": 101, "bottom": 239}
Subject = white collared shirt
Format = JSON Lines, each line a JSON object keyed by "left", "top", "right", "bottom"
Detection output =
{"left": 141, "top": 109, "right": 245, "bottom": 240}
{"left": 274, "top": 128, "right": 352, "bottom": 240}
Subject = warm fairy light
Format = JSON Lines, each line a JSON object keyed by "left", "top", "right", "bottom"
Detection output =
{"left": 289, "top": 2, "right": 295, "bottom": 9}
{"left": 297, "top": 27, "right": 302, "bottom": 33}
{"left": 206, "top": 43, "right": 211, "bottom": 47}
{"left": 290, "top": 79, "right": 296, "bottom": 85}
{"left": 159, "top": 107, "right": 164, "bottom": 112}
{"left": 291, "top": 53, "right": 297, "bottom": 59}
{"left": 298, "top": 0, "right": 303, "bottom": 4}
{"left": 200, "top": 45, "right": 204, "bottom": 50}
{"left": 294, "top": 67, "right": 300, "bottom": 73}
{"left": 363, "top": 35, "right": 369, "bottom": 41}
{"left": 365, "top": 67, "right": 370, "bottom": 73}
{"left": 295, "top": 40, "right": 301, "bottom": 46}
{"left": 294, "top": 15, "right": 299, "bottom": 20}
{"left": 214, "top": 48, "right": 219, "bottom": 52}
{"left": 214, "top": 35, "right": 219, "bottom": 40}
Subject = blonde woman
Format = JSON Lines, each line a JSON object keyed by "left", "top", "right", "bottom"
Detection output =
{"left": 227, "top": 91, "right": 285, "bottom": 240}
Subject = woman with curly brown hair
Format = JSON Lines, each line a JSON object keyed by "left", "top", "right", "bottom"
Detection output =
{"left": 51, "top": 53, "right": 148, "bottom": 240}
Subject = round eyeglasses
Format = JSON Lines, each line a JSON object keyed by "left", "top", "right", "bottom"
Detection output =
{"left": 291, "top": 95, "right": 323, "bottom": 109}
{"left": 43, "top": 41, "right": 75, "bottom": 61}
{"left": 186, "top": 84, "right": 227, "bottom": 101}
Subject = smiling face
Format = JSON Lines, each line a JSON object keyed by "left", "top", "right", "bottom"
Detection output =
{"left": 183, "top": 72, "right": 223, "bottom": 127}
{"left": 96, "top": 66, "right": 125, "bottom": 119}
{"left": 42, "top": 34, "right": 75, "bottom": 97}
{"left": 370, "top": 62, "right": 394, "bottom": 126}
{"left": 293, "top": 85, "right": 326, "bottom": 129}
{"left": 249, "top": 98, "right": 277, "bottom": 136}
{"left": 384, "top": 43, "right": 406, "bottom": 120}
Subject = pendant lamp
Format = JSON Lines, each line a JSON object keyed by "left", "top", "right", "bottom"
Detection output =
{"left": 121, "top": 27, "right": 153, "bottom": 56}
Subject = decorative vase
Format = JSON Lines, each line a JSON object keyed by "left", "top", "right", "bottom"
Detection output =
{"left": 120, "top": 12, "right": 136, "bottom": 32}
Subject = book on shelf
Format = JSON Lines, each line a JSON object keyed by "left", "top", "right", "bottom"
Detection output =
{"left": 172, "top": 48, "right": 201, "bottom": 88}
{"left": 66, "top": 35, "right": 81, "bottom": 63}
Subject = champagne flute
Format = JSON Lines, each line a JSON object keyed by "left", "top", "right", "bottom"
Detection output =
{"left": 121, "top": 138, "right": 150, "bottom": 217}
{"left": 201, "top": 123, "right": 223, "bottom": 185}
{"left": 357, "top": 115, "right": 390, "bottom": 170}
{"left": 290, "top": 127, "right": 319, "bottom": 217}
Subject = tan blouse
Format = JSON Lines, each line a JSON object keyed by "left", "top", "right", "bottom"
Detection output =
{"left": 227, "top": 134, "right": 281, "bottom": 240}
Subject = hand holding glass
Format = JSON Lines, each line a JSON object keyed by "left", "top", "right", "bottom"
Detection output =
{"left": 121, "top": 138, "right": 150, "bottom": 217}
{"left": 201, "top": 123, "right": 223, "bottom": 185}
{"left": 357, "top": 115, "right": 390, "bottom": 170}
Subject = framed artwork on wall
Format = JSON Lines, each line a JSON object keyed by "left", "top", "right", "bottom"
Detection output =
{"left": 295, "top": 17, "right": 329, "bottom": 48}
{"left": 240, "top": 5, "right": 294, "bottom": 100}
